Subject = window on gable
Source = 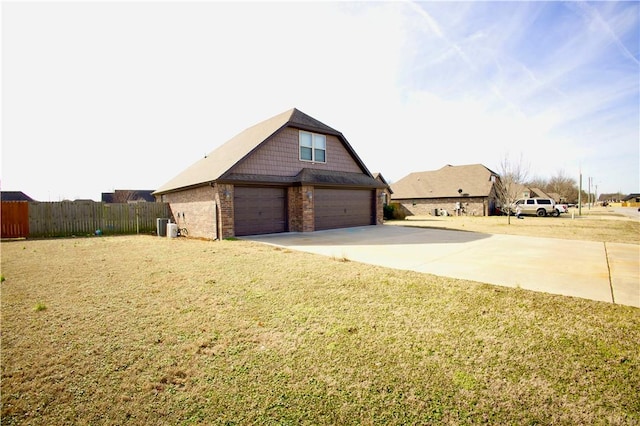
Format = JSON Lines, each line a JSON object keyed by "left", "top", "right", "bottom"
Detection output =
{"left": 299, "top": 131, "right": 326, "bottom": 163}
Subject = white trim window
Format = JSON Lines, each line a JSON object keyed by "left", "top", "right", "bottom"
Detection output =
{"left": 299, "top": 131, "right": 326, "bottom": 163}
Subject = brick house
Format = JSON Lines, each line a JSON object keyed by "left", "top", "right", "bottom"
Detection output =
{"left": 101, "top": 190, "right": 155, "bottom": 203}
{"left": 153, "top": 108, "right": 387, "bottom": 239}
{"left": 390, "top": 164, "right": 500, "bottom": 216}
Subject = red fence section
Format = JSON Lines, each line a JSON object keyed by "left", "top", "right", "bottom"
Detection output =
{"left": 1, "top": 202, "right": 29, "bottom": 238}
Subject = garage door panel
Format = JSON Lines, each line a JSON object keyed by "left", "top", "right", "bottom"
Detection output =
{"left": 315, "top": 189, "right": 374, "bottom": 230}
{"left": 234, "top": 187, "right": 286, "bottom": 236}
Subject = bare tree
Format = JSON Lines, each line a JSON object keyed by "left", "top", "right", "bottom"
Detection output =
{"left": 547, "top": 170, "right": 577, "bottom": 203}
{"left": 527, "top": 176, "right": 548, "bottom": 191}
{"left": 495, "top": 153, "right": 530, "bottom": 224}
{"left": 113, "top": 190, "right": 138, "bottom": 203}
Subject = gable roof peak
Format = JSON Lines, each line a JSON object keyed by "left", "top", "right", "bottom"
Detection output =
{"left": 287, "top": 108, "right": 341, "bottom": 135}
{"left": 154, "top": 108, "right": 367, "bottom": 195}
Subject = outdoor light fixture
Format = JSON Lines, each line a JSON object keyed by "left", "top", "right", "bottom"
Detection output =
{"left": 306, "top": 191, "right": 313, "bottom": 201}
{"left": 223, "top": 189, "right": 231, "bottom": 200}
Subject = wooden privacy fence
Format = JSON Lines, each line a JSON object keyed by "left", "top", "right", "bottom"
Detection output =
{"left": 1, "top": 201, "right": 170, "bottom": 238}
{"left": 1, "top": 202, "right": 29, "bottom": 238}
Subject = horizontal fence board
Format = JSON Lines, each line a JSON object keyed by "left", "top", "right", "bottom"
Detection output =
{"left": 27, "top": 201, "right": 170, "bottom": 238}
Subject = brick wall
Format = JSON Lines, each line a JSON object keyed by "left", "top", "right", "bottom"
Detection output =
{"left": 162, "top": 185, "right": 217, "bottom": 239}
{"left": 395, "top": 197, "right": 489, "bottom": 217}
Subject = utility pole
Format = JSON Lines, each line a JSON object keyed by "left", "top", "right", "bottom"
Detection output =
{"left": 578, "top": 170, "right": 582, "bottom": 216}
{"left": 588, "top": 176, "right": 592, "bottom": 210}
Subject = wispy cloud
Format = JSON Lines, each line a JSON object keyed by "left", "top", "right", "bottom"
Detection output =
{"left": 362, "top": 1, "right": 639, "bottom": 187}
{"left": 574, "top": 1, "right": 639, "bottom": 66}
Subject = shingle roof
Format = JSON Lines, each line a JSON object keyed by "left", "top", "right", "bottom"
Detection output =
{"left": 1, "top": 191, "right": 35, "bottom": 201}
{"left": 390, "top": 164, "right": 498, "bottom": 199}
{"left": 217, "top": 168, "right": 385, "bottom": 189}
{"left": 103, "top": 190, "right": 156, "bottom": 203}
{"left": 154, "top": 108, "right": 371, "bottom": 195}
{"left": 623, "top": 193, "right": 640, "bottom": 201}
{"left": 530, "top": 187, "right": 552, "bottom": 199}
{"left": 546, "top": 192, "right": 562, "bottom": 202}
{"left": 372, "top": 173, "right": 393, "bottom": 193}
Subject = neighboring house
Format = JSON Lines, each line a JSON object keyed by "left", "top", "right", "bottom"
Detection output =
{"left": 102, "top": 190, "right": 156, "bottom": 203}
{"left": 373, "top": 173, "right": 392, "bottom": 205}
{"left": 546, "top": 192, "right": 564, "bottom": 203}
{"left": 508, "top": 184, "right": 549, "bottom": 200}
{"left": 529, "top": 187, "right": 553, "bottom": 199}
{"left": 599, "top": 192, "right": 625, "bottom": 203}
{"left": 622, "top": 193, "right": 640, "bottom": 204}
{"left": 153, "top": 108, "right": 386, "bottom": 239}
{"left": 504, "top": 184, "right": 557, "bottom": 203}
{"left": 1, "top": 191, "right": 35, "bottom": 201}
{"left": 390, "top": 164, "right": 500, "bottom": 216}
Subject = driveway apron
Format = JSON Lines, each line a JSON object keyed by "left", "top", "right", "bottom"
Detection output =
{"left": 245, "top": 225, "right": 639, "bottom": 308}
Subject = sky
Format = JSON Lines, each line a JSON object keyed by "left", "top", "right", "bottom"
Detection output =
{"left": 2, "top": 1, "right": 639, "bottom": 201}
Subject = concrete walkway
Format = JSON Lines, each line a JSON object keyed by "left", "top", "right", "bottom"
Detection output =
{"left": 245, "top": 225, "right": 639, "bottom": 308}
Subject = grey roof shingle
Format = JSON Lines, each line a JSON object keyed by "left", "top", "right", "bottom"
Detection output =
{"left": 390, "top": 164, "right": 498, "bottom": 199}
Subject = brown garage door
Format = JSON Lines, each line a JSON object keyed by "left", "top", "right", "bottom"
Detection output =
{"left": 234, "top": 187, "right": 287, "bottom": 236}
{"left": 314, "top": 189, "right": 374, "bottom": 231}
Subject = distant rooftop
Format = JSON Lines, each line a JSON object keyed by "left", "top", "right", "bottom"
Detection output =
{"left": 1, "top": 191, "right": 35, "bottom": 202}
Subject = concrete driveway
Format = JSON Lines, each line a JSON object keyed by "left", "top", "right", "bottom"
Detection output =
{"left": 245, "top": 225, "right": 639, "bottom": 308}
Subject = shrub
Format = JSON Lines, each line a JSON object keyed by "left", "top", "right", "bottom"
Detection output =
{"left": 383, "top": 204, "right": 395, "bottom": 220}
{"left": 384, "top": 203, "right": 407, "bottom": 220}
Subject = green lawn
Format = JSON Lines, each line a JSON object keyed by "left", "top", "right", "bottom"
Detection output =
{"left": 2, "top": 236, "right": 639, "bottom": 425}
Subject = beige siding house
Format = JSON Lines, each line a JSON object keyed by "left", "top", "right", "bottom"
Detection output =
{"left": 153, "top": 108, "right": 386, "bottom": 239}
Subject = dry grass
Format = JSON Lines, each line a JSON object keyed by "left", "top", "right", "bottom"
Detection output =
{"left": 387, "top": 207, "right": 640, "bottom": 244}
{"left": 2, "top": 235, "right": 639, "bottom": 425}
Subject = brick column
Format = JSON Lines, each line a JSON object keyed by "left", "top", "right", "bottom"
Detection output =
{"left": 301, "top": 186, "right": 314, "bottom": 232}
{"left": 288, "top": 187, "right": 303, "bottom": 232}
{"left": 217, "top": 184, "right": 235, "bottom": 239}
{"left": 375, "top": 189, "right": 384, "bottom": 225}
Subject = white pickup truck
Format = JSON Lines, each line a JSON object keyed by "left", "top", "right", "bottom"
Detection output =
{"left": 511, "top": 198, "right": 567, "bottom": 217}
{"left": 554, "top": 203, "right": 569, "bottom": 216}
